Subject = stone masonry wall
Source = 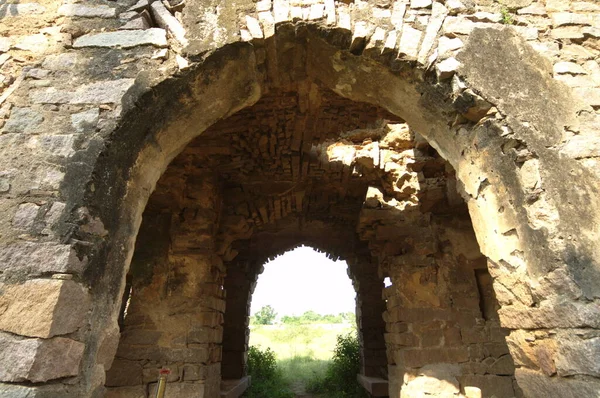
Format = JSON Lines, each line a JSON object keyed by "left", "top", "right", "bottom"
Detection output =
{"left": 105, "top": 170, "right": 225, "bottom": 397}
{"left": 383, "top": 219, "right": 518, "bottom": 398}
{"left": 0, "top": 0, "right": 599, "bottom": 397}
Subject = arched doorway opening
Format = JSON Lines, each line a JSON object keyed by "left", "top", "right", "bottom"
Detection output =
{"left": 235, "top": 246, "right": 360, "bottom": 396}
{"left": 100, "top": 65, "right": 516, "bottom": 397}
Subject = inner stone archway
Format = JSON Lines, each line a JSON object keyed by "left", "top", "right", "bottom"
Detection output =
{"left": 222, "top": 246, "right": 364, "bottom": 382}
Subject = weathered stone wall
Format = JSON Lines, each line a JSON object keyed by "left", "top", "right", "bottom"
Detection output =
{"left": 0, "top": 0, "right": 599, "bottom": 397}
{"left": 382, "top": 219, "right": 517, "bottom": 397}
{"left": 105, "top": 170, "right": 224, "bottom": 397}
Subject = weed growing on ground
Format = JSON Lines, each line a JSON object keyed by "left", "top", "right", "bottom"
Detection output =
{"left": 279, "top": 355, "right": 330, "bottom": 386}
{"left": 306, "top": 332, "right": 369, "bottom": 398}
{"left": 244, "top": 346, "right": 294, "bottom": 398}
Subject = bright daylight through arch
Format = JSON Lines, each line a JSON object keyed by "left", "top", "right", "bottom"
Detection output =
{"left": 250, "top": 246, "right": 356, "bottom": 318}
{"left": 247, "top": 246, "right": 362, "bottom": 397}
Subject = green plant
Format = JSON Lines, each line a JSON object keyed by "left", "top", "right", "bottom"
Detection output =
{"left": 254, "top": 305, "right": 277, "bottom": 325}
{"left": 500, "top": 7, "right": 514, "bottom": 25}
{"left": 244, "top": 346, "right": 294, "bottom": 398}
{"left": 306, "top": 332, "right": 368, "bottom": 398}
{"left": 247, "top": 346, "right": 277, "bottom": 379}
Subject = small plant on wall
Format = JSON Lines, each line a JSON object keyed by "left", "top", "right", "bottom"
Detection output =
{"left": 500, "top": 6, "right": 515, "bottom": 25}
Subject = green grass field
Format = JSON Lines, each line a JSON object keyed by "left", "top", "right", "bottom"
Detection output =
{"left": 249, "top": 323, "right": 355, "bottom": 393}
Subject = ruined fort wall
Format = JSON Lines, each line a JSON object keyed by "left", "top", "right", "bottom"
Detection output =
{"left": 0, "top": 0, "right": 599, "bottom": 397}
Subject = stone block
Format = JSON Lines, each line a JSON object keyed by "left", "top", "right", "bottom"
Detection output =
{"left": 183, "top": 364, "right": 202, "bottom": 381}
{"left": 551, "top": 26, "right": 585, "bottom": 40}
{"left": 42, "top": 53, "right": 79, "bottom": 70}
{"left": 357, "top": 374, "right": 388, "bottom": 397}
{"left": 556, "top": 336, "right": 600, "bottom": 377}
{"left": 498, "top": 301, "right": 600, "bottom": 329}
{"left": 0, "top": 382, "right": 73, "bottom": 397}
{"left": 436, "top": 57, "right": 460, "bottom": 80}
{"left": 0, "top": 279, "right": 90, "bottom": 338}
{"left": 0, "top": 332, "right": 84, "bottom": 382}
{"left": 58, "top": 5, "right": 116, "bottom": 18}
{"left": 71, "top": 108, "right": 100, "bottom": 133}
{"left": 44, "top": 202, "right": 65, "bottom": 228}
{"left": 420, "top": 328, "right": 444, "bottom": 347}
{"left": 562, "top": 135, "right": 600, "bottom": 159}
{"left": 120, "top": 329, "right": 161, "bottom": 345}
{"left": 148, "top": 382, "right": 205, "bottom": 398}
{"left": 12, "top": 203, "right": 40, "bottom": 229}
{"left": 150, "top": 1, "right": 188, "bottom": 47}
{"left": 31, "top": 79, "right": 136, "bottom": 104}
{"left": 483, "top": 342, "right": 510, "bottom": 358}
{"left": 2, "top": 107, "right": 44, "bottom": 133}
{"left": 73, "top": 28, "right": 168, "bottom": 48}
{"left": 116, "top": 344, "right": 210, "bottom": 363}
{"left": 105, "top": 359, "right": 143, "bottom": 387}
{"left": 458, "top": 374, "right": 515, "bottom": 398}
{"left": 0, "top": 242, "right": 86, "bottom": 275}
{"left": 39, "top": 134, "right": 76, "bottom": 158}
{"left": 397, "top": 347, "right": 469, "bottom": 368}
{"left": 105, "top": 386, "right": 146, "bottom": 398}
{"left": 13, "top": 34, "right": 48, "bottom": 53}
{"left": 461, "top": 326, "right": 489, "bottom": 344}
{"left": 515, "top": 368, "right": 600, "bottom": 397}
{"left": 0, "top": 37, "right": 9, "bottom": 53}
{"left": 488, "top": 355, "right": 515, "bottom": 376}
{"left": 121, "top": 16, "right": 151, "bottom": 30}
{"left": 0, "top": 3, "right": 46, "bottom": 17}
{"left": 398, "top": 24, "right": 422, "bottom": 59}
{"left": 97, "top": 324, "right": 121, "bottom": 370}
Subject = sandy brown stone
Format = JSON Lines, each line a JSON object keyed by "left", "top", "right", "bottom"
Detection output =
{"left": 0, "top": 332, "right": 84, "bottom": 383}
{"left": 0, "top": 279, "right": 90, "bottom": 338}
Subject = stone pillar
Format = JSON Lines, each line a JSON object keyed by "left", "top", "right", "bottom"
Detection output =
{"left": 350, "top": 256, "right": 388, "bottom": 379}
{"left": 384, "top": 221, "right": 517, "bottom": 398}
{"left": 105, "top": 174, "right": 225, "bottom": 398}
{"left": 221, "top": 260, "right": 257, "bottom": 380}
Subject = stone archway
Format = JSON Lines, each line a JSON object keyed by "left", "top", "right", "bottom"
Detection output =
{"left": 0, "top": 1, "right": 599, "bottom": 397}
{"left": 101, "top": 80, "right": 515, "bottom": 396}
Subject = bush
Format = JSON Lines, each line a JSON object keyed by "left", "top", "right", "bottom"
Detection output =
{"left": 306, "top": 332, "right": 368, "bottom": 398}
{"left": 254, "top": 305, "right": 277, "bottom": 325}
{"left": 244, "top": 346, "right": 294, "bottom": 398}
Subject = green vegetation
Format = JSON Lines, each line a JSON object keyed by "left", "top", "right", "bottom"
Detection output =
{"left": 251, "top": 308, "right": 355, "bottom": 326}
{"left": 281, "top": 311, "right": 355, "bottom": 325}
{"left": 246, "top": 322, "right": 366, "bottom": 397}
{"left": 500, "top": 7, "right": 514, "bottom": 25}
{"left": 250, "top": 323, "right": 352, "bottom": 361}
{"left": 306, "top": 332, "right": 369, "bottom": 398}
{"left": 244, "top": 346, "right": 294, "bottom": 398}
{"left": 253, "top": 305, "right": 277, "bottom": 325}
